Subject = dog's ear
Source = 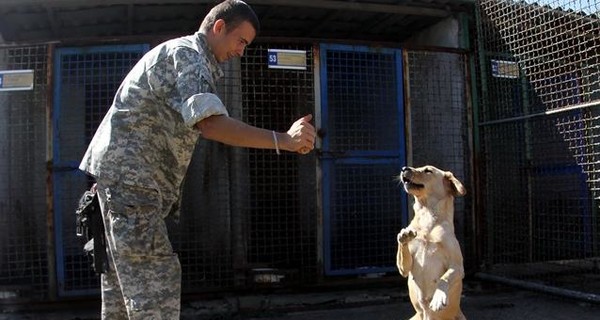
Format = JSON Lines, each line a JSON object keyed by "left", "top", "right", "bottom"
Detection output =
{"left": 444, "top": 172, "right": 466, "bottom": 197}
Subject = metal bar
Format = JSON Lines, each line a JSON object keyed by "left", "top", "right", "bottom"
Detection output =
{"left": 396, "top": 48, "right": 408, "bottom": 227}
{"left": 521, "top": 63, "right": 533, "bottom": 263}
{"left": 475, "top": 2, "right": 493, "bottom": 270}
{"left": 0, "top": 40, "right": 60, "bottom": 49}
{"left": 51, "top": 47, "right": 66, "bottom": 297}
{"left": 313, "top": 43, "right": 324, "bottom": 281}
{"left": 228, "top": 58, "right": 247, "bottom": 288}
{"left": 401, "top": 45, "right": 469, "bottom": 54}
{"left": 45, "top": 43, "right": 57, "bottom": 301}
{"left": 479, "top": 100, "right": 600, "bottom": 126}
{"left": 318, "top": 44, "right": 332, "bottom": 275}
{"left": 462, "top": 11, "right": 482, "bottom": 271}
{"left": 475, "top": 272, "right": 600, "bottom": 303}
{"left": 402, "top": 50, "right": 413, "bottom": 167}
{"left": 594, "top": 197, "right": 599, "bottom": 257}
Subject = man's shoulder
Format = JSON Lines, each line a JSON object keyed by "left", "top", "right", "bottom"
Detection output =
{"left": 165, "top": 34, "right": 195, "bottom": 48}
{"left": 137, "top": 34, "right": 202, "bottom": 73}
{"left": 160, "top": 33, "right": 204, "bottom": 55}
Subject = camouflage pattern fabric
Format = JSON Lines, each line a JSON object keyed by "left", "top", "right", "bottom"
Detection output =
{"left": 79, "top": 32, "right": 227, "bottom": 210}
{"left": 79, "top": 32, "right": 227, "bottom": 319}
{"left": 97, "top": 180, "right": 181, "bottom": 319}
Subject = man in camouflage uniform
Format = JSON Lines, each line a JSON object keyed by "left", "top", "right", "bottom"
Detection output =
{"left": 79, "top": 1, "right": 316, "bottom": 319}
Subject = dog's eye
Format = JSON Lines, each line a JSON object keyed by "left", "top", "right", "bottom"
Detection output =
{"left": 424, "top": 168, "right": 433, "bottom": 173}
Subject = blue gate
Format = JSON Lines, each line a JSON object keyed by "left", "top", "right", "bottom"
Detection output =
{"left": 320, "top": 44, "right": 408, "bottom": 275}
{"left": 53, "top": 44, "right": 148, "bottom": 296}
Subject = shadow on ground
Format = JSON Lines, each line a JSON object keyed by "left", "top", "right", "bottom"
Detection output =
{"left": 1, "top": 280, "right": 599, "bottom": 319}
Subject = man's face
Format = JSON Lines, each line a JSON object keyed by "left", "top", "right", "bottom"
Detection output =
{"left": 211, "top": 19, "right": 256, "bottom": 63}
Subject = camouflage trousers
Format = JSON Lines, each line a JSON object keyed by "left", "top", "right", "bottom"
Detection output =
{"left": 96, "top": 180, "right": 181, "bottom": 320}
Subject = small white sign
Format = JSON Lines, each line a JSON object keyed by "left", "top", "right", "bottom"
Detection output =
{"left": 268, "top": 49, "right": 307, "bottom": 70}
{"left": 491, "top": 60, "right": 519, "bottom": 79}
{"left": 0, "top": 69, "right": 35, "bottom": 91}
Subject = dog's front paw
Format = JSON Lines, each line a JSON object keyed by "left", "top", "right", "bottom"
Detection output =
{"left": 397, "top": 228, "right": 417, "bottom": 244}
{"left": 429, "top": 288, "right": 448, "bottom": 311}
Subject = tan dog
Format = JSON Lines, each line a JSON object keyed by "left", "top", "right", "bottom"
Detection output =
{"left": 396, "top": 165, "right": 466, "bottom": 320}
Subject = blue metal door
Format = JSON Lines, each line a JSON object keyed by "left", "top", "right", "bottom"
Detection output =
{"left": 320, "top": 44, "right": 408, "bottom": 275}
{"left": 53, "top": 44, "right": 148, "bottom": 296}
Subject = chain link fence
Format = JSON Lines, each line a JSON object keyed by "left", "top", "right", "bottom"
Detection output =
{"left": 475, "top": 0, "right": 600, "bottom": 301}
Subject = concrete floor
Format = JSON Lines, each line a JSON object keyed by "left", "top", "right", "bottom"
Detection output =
{"left": 1, "top": 281, "right": 599, "bottom": 320}
{"left": 241, "top": 288, "right": 600, "bottom": 320}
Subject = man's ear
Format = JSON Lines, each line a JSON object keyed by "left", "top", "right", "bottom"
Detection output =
{"left": 213, "top": 19, "right": 226, "bottom": 36}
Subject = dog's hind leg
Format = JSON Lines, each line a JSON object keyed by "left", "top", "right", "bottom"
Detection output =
{"left": 429, "top": 230, "right": 465, "bottom": 312}
{"left": 429, "top": 264, "right": 464, "bottom": 312}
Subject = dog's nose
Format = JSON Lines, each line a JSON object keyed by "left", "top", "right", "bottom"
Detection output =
{"left": 402, "top": 166, "right": 409, "bottom": 172}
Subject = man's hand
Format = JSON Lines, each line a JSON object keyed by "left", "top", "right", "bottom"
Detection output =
{"left": 285, "top": 114, "right": 316, "bottom": 154}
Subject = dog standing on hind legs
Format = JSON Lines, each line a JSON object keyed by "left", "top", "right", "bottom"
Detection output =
{"left": 396, "top": 165, "right": 467, "bottom": 320}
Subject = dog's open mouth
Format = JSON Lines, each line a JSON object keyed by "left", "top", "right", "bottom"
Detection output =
{"left": 401, "top": 175, "right": 424, "bottom": 189}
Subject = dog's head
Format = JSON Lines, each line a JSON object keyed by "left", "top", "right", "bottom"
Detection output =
{"left": 398, "top": 165, "right": 466, "bottom": 199}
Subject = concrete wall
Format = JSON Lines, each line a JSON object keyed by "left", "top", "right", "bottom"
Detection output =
{"left": 405, "top": 17, "right": 463, "bottom": 49}
{"left": 405, "top": 50, "right": 470, "bottom": 248}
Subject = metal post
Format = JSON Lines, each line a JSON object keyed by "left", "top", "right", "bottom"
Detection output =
{"left": 521, "top": 69, "right": 533, "bottom": 263}
{"left": 45, "top": 43, "right": 57, "bottom": 301}
{"left": 461, "top": 11, "right": 483, "bottom": 271}
{"left": 474, "top": 1, "right": 493, "bottom": 270}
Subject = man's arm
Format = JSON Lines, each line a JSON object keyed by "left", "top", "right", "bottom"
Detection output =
{"left": 196, "top": 114, "right": 316, "bottom": 153}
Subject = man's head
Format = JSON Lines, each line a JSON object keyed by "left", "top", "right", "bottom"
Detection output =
{"left": 200, "top": 0, "right": 260, "bottom": 63}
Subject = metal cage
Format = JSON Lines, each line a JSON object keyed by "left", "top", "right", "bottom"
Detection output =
{"left": 475, "top": 0, "right": 600, "bottom": 301}
{"left": 0, "top": 45, "right": 50, "bottom": 300}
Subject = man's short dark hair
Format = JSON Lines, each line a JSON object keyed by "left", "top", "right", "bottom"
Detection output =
{"left": 200, "top": 0, "right": 260, "bottom": 35}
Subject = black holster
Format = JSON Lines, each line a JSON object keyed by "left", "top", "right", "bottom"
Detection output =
{"left": 75, "top": 189, "right": 109, "bottom": 274}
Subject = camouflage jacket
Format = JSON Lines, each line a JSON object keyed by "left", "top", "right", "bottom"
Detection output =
{"left": 79, "top": 32, "right": 227, "bottom": 207}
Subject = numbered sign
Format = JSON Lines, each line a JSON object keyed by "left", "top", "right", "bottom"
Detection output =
{"left": 0, "top": 69, "right": 35, "bottom": 91}
{"left": 491, "top": 60, "right": 519, "bottom": 79}
{"left": 267, "top": 49, "right": 307, "bottom": 70}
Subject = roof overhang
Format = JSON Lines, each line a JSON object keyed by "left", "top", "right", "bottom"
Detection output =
{"left": 0, "top": 0, "right": 474, "bottom": 44}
